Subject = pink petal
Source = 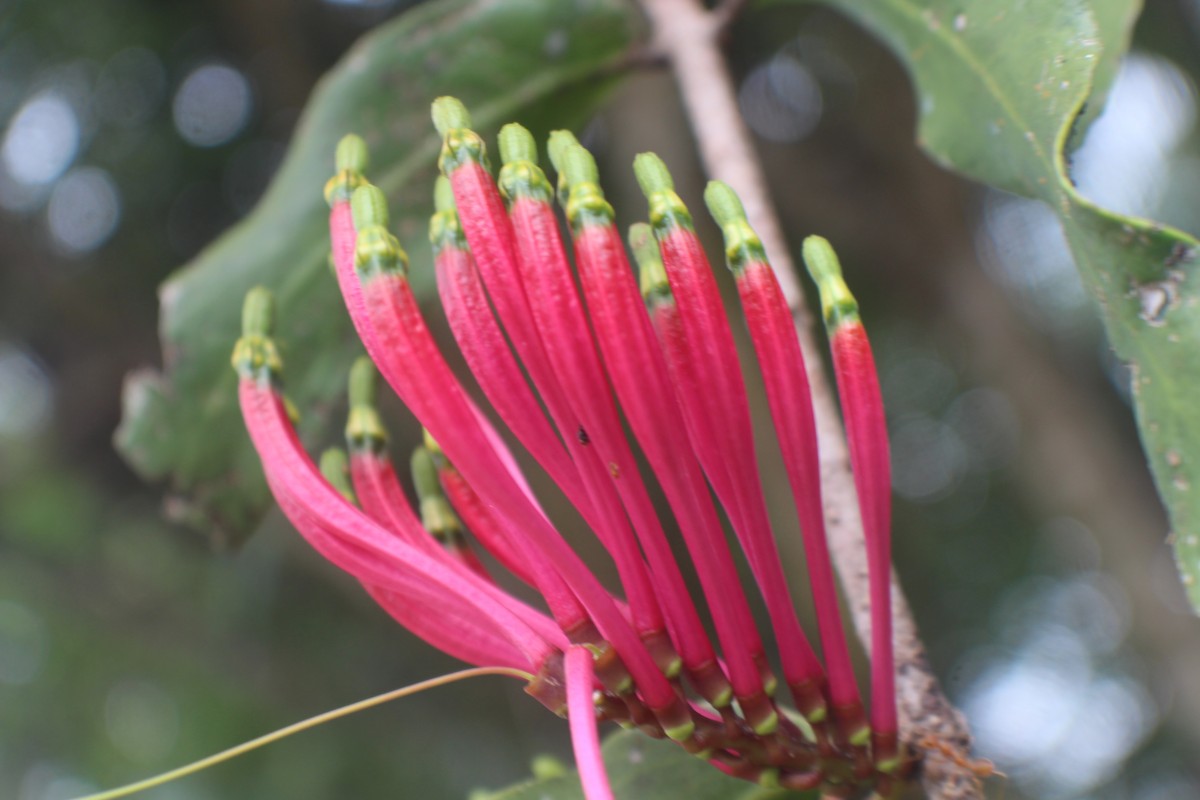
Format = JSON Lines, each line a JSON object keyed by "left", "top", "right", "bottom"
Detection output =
{"left": 566, "top": 646, "right": 615, "bottom": 800}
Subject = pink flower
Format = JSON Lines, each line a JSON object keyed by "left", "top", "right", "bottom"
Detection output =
{"left": 233, "top": 96, "right": 898, "bottom": 797}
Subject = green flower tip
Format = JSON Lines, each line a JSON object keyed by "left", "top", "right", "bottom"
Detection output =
{"left": 433, "top": 175, "right": 456, "bottom": 215}
{"left": 530, "top": 755, "right": 569, "bottom": 781}
{"left": 562, "top": 144, "right": 598, "bottom": 189}
{"left": 748, "top": 706, "right": 780, "bottom": 736}
{"left": 706, "top": 180, "right": 764, "bottom": 270}
{"left": 233, "top": 288, "right": 283, "bottom": 377}
{"left": 348, "top": 355, "right": 377, "bottom": 408}
{"left": 801, "top": 235, "right": 841, "bottom": 284}
{"left": 422, "top": 428, "right": 443, "bottom": 457}
{"left": 498, "top": 123, "right": 537, "bottom": 166}
{"left": 241, "top": 286, "right": 274, "bottom": 337}
{"left": 757, "top": 769, "right": 781, "bottom": 789}
{"left": 351, "top": 184, "right": 389, "bottom": 230}
{"left": 632, "top": 152, "right": 674, "bottom": 198}
{"left": 410, "top": 445, "right": 441, "bottom": 500}
{"left": 319, "top": 447, "right": 357, "bottom": 504}
{"left": 546, "top": 129, "right": 580, "bottom": 174}
{"left": 802, "top": 235, "right": 859, "bottom": 325}
{"left": 629, "top": 222, "right": 669, "bottom": 298}
{"left": 703, "top": 180, "right": 746, "bottom": 227}
{"left": 431, "top": 96, "right": 471, "bottom": 138}
{"left": 664, "top": 719, "right": 696, "bottom": 743}
{"left": 335, "top": 134, "right": 368, "bottom": 174}
{"left": 345, "top": 356, "right": 388, "bottom": 450}
{"left": 628, "top": 222, "right": 658, "bottom": 269}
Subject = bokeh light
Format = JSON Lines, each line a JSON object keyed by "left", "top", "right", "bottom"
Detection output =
{"left": 0, "top": 342, "right": 54, "bottom": 440}
{"left": 1074, "top": 53, "right": 1197, "bottom": 218}
{"left": 962, "top": 574, "right": 1155, "bottom": 798}
{"left": 172, "top": 64, "right": 252, "bottom": 148}
{"left": 1, "top": 91, "right": 79, "bottom": 188}
{"left": 46, "top": 166, "right": 121, "bottom": 254}
{"left": 739, "top": 52, "right": 823, "bottom": 143}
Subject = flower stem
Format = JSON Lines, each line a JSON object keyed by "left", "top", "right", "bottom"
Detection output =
{"left": 73, "top": 667, "right": 534, "bottom": 800}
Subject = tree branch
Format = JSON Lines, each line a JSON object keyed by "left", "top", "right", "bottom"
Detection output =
{"left": 635, "top": 0, "right": 980, "bottom": 796}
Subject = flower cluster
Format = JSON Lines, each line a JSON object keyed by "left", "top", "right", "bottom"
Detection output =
{"left": 232, "top": 96, "right": 897, "bottom": 798}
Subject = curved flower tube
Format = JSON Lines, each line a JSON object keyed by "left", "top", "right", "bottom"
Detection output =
{"left": 234, "top": 97, "right": 905, "bottom": 798}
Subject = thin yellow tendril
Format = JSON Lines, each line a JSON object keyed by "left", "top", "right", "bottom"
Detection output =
{"left": 74, "top": 666, "right": 534, "bottom": 799}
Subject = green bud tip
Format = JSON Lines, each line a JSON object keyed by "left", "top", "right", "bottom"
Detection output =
{"left": 530, "top": 755, "right": 568, "bottom": 781}
{"left": 801, "top": 235, "right": 858, "bottom": 325}
{"left": 335, "top": 134, "right": 368, "bottom": 174}
{"left": 351, "top": 184, "right": 389, "bottom": 230}
{"left": 410, "top": 445, "right": 442, "bottom": 501}
{"left": 802, "top": 235, "right": 841, "bottom": 285}
{"left": 319, "top": 448, "right": 354, "bottom": 500}
{"left": 433, "top": 175, "right": 456, "bottom": 215}
{"left": 703, "top": 180, "right": 746, "bottom": 227}
{"left": 345, "top": 356, "right": 388, "bottom": 450}
{"left": 498, "top": 123, "right": 537, "bottom": 166}
{"left": 753, "top": 709, "right": 780, "bottom": 736}
{"left": 628, "top": 223, "right": 668, "bottom": 296}
{"left": 422, "top": 428, "right": 443, "bottom": 456}
{"left": 664, "top": 719, "right": 696, "bottom": 743}
{"left": 546, "top": 130, "right": 581, "bottom": 175}
{"left": 431, "top": 96, "right": 471, "bottom": 138}
{"left": 242, "top": 287, "right": 274, "bottom": 337}
{"left": 632, "top": 152, "right": 675, "bottom": 198}
{"left": 348, "top": 356, "right": 377, "bottom": 409}
{"left": 756, "top": 769, "right": 780, "bottom": 789}
{"left": 562, "top": 144, "right": 599, "bottom": 189}
{"left": 628, "top": 222, "right": 656, "bottom": 263}
{"left": 876, "top": 754, "right": 903, "bottom": 774}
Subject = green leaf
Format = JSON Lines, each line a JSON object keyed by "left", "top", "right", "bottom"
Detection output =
{"left": 115, "top": 0, "right": 643, "bottom": 543}
{"left": 480, "top": 729, "right": 814, "bottom": 800}
{"left": 783, "top": 0, "right": 1200, "bottom": 608}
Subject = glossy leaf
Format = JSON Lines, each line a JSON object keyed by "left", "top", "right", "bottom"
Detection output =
{"left": 115, "top": 0, "right": 642, "bottom": 543}
{"left": 790, "top": 0, "right": 1200, "bottom": 609}
{"left": 482, "top": 729, "right": 814, "bottom": 800}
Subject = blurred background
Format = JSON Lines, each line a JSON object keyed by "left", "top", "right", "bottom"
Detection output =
{"left": 3, "top": 0, "right": 1200, "bottom": 797}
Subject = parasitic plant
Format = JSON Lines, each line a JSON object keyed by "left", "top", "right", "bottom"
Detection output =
{"left": 231, "top": 96, "right": 901, "bottom": 798}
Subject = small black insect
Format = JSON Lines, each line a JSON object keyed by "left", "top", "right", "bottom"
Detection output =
{"left": 577, "top": 425, "right": 590, "bottom": 445}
